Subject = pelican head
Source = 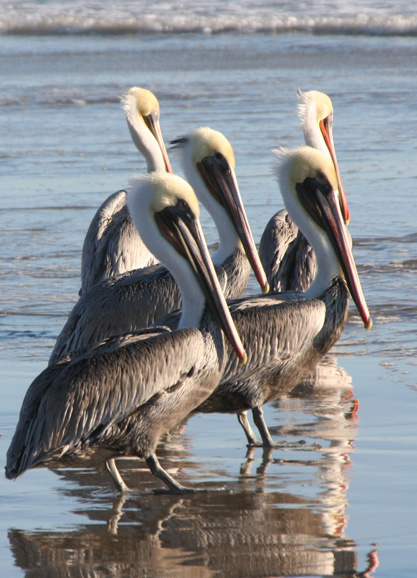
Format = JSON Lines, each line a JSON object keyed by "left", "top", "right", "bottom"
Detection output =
{"left": 127, "top": 172, "right": 247, "bottom": 362}
{"left": 171, "top": 127, "right": 269, "bottom": 294}
{"left": 275, "top": 146, "right": 371, "bottom": 330}
{"left": 298, "top": 90, "right": 333, "bottom": 132}
{"left": 121, "top": 86, "right": 173, "bottom": 173}
{"left": 297, "top": 89, "right": 350, "bottom": 225}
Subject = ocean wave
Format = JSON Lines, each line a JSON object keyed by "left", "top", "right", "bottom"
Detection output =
{"left": 0, "top": 12, "right": 416, "bottom": 37}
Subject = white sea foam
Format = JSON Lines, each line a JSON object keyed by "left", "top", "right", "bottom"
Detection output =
{"left": 0, "top": 2, "right": 416, "bottom": 36}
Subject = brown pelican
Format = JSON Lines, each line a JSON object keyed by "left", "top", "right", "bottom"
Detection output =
{"left": 6, "top": 173, "right": 246, "bottom": 494}
{"left": 49, "top": 127, "right": 268, "bottom": 365}
{"left": 260, "top": 90, "right": 348, "bottom": 292}
{"left": 171, "top": 127, "right": 268, "bottom": 299}
{"left": 198, "top": 146, "right": 371, "bottom": 447}
{"left": 80, "top": 87, "right": 173, "bottom": 295}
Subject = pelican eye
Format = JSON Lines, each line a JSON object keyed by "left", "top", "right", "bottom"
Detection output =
{"left": 313, "top": 171, "right": 333, "bottom": 193}
{"left": 174, "top": 198, "right": 197, "bottom": 223}
{"left": 143, "top": 112, "right": 157, "bottom": 134}
{"left": 211, "top": 151, "right": 230, "bottom": 173}
{"left": 323, "top": 113, "right": 333, "bottom": 130}
{"left": 315, "top": 172, "right": 335, "bottom": 202}
{"left": 176, "top": 199, "right": 188, "bottom": 210}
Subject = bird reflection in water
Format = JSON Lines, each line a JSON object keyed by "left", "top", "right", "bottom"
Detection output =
{"left": 7, "top": 356, "right": 379, "bottom": 578}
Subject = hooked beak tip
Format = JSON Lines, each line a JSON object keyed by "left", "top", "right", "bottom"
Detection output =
{"left": 262, "top": 282, "right": 270, "bottom": 294}
{"left": 240, "top": 351, "right": 248, "bottom": 366}
{"left": 365, "top": 317, "right": 372, "bottom": 330}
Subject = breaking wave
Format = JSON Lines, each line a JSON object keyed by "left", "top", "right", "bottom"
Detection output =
{"left": 0, "top": 8, "right": 416, "bottom": 37}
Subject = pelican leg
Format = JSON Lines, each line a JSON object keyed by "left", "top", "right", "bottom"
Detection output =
{"left": 251, "top": 406, "right": 276, "bottom": 447}
{"left": 146, "top": 453, "right": 227, "bottom": 494}
{"left": 252, "top": 406, "right": 308, "bottom": 449}
{"left": 106, "top": 458, "right": 130, "bottom": 493}
{"left": 146, "top": 453, "right": 196, "bottom": 494}
{"left": 237, "top": 411, "right": 261, "bottom": 446}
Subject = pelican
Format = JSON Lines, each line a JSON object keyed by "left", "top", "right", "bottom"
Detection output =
{"left": 80, "top": 87, "right": 173, "bottom": 295}
{"left": 6, "top": 173, "right": 246, "bottom": 494}
{"left": 49, "top": 127, "right": 268, "bottom": 365}
{"left": 197, "top": 146, "right": 371, "bottom": 447}
{"left": 170, "top": 127, "right": 269, "bottom": 299}
{"left": 260, "top": 90, "right": 348, "bottom": 292}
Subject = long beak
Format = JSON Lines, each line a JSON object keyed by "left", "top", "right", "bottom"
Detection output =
{"left": 315, "top": 184, "right": 371, "bottom": 329}
{"left": 320, "top": 115, "right": 350, "bottom": 225}
{"left": 197, "top": 155, "right": 269, "bottom": 294}
{"left": 144, "top": 112, "right": 174, "bottom": 174}
{"left": 155, "top": 204, "right": 248, "bottom": 363}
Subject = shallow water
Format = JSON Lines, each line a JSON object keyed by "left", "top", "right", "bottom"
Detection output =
{"left": 1, "top": 4, "right": 417, "bottom": 576}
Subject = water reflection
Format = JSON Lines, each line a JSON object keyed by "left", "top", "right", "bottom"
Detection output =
{"left": 8, "top": 356, "right": 378, "bottom": 578}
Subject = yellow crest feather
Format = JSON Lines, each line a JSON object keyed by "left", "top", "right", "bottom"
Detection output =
{"left": 121, "top": 86, "right": 160, "bottom": 118}
{"left": 190, "top": 127, "right": 235, "bottom": 168}
{"left": 289, "top": 146, "right": 338, "bottom": 190}
{"left": 147, "top": 173, "right": 200, "bottom": 218}
{"left": 298, "top": 90, "right": 333, "bottom": 123}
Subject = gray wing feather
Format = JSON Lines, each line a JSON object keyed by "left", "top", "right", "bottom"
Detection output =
{"left": 50, "top": 263, "right": 227, "bottom": 366}
{"left": 222, "top": 295, "right": 326, "bottom": 383}
{"left": 260, "top": 209, "right": 317, "bottom": 293}
{"left": 81, "top": 190, "right": 158, "bottom": 295}
{"left": 7, "top": 328, "right": 203, "bottom": 478}
{"left": 49, "top": 265, "right": 181, "bottom": 366}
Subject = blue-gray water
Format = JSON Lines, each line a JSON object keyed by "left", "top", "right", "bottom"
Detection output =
{"left": 1, "top": 2, "right": 417, "bottom": 576}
